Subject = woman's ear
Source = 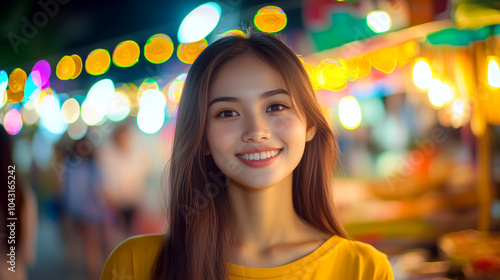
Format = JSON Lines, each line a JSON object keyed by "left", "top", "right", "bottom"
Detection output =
{"left": 306, "top": 126, "right": 317, "bottom": 142}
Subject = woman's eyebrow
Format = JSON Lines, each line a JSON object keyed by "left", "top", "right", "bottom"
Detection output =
{"left": 208, "top": 89, "right": 289, "bottom": 108}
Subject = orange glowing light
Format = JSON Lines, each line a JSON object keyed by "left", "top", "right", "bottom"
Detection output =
{"left": 254, "top": 6, "right": 287, "bottom": 33}
{"left": 56, "top": 56, "right": 76, "bottom": 80}
{"left": 8, "top": 68, "right": 27, "bottom": 93}
{"left": 320, "top": 61, "right": 348, "bottom": 91}
{"left": 144, "top": 34, "right": 174, "bottom": 64}
{"left": 85, "top": 49, "right": 111, "bottom": 75}
{"left": 395, "top": 41, "right": 417, "bottom": 68}
{"left": 369, "top": 48, "right": 397, "bottom": 74}
{"left": 113, "top": 40, "right": 140, "bottom": 68}
{"left": 177, "top": 38, "right": 207, "bottom": 64}
{"left": 6, "top": 89, "right": 24, "bottom": 103}
{"left": 71, "top": 54, "right": 83, "bottom": 79}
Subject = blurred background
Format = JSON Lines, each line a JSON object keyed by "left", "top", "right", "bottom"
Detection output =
{"left": 1, "top": 0, "right": 500, "bottom": 279}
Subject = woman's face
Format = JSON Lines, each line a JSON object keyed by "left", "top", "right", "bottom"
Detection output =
{"left": 205, "top": 54, "right": 316, "bottom": 190}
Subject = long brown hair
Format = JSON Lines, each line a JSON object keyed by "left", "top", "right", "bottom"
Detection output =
{"left": 152, "top": 29, "right": 349, "bottom": 280}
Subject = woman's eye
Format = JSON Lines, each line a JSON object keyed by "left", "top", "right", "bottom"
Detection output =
{"left": 215, "top": 103, "right": 289, "bottom": 118}
{"left": 216, "top": 110, "right": 238, "bottom": 118}
{"left": 267, "top": 103, "right": 289, "bottom": 112}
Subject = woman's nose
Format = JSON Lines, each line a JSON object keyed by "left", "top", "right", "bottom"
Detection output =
{"left": 242, "top": 113, "right": 271, "bottom": 142}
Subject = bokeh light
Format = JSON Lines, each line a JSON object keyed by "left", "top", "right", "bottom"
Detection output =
{"left": 139, "top": 89, "right": 166, "bottom": 111}
{"left": 56, "top": 56, "right": 76, "bottom": 80}
{"left": 319, "top": 61, "right": 348, "bottom": 91}
{"left": 165, "top": 98, "right": 178, "bottom": 120}
{"left": 67, "top": 117, "right": 88, "bottom": 140}
{"left": 85, "top": 49, "right": 111, "bottom": 75}
{"left": 428, "top": 79, "right": 453, "bottom": 108}
{"left": 137, "top": 107, "right": 165, "bottom": 134}
{"left": 178, "top": 2, "right": 221, "bottom": 43}
{"left": 395, "top": 41, "right": 417, "bottom": 68}
{"left": 8, "top": 68, "right": 27, "bottom": 103}
{"left": 3, "top": 108, "right": 23, "bottom": 135}
{"left": 113, "top": 40, "right": 140, "bottom": 68}
{"left": 138, "top": 78, "right": 159, "bottom": 101}
{"left": 61, "top": 98, "right": 80, "bottom": 124}
{"left": 81, "top": 100, "right": 103, "bottom": 126}
{"left": 107, "top": 91, "right": 130, "bottom": 122}
{"left": 144, "top": 34, "right": 174, "bottom": 64}
{"left": 348, "top": 55, "right": 372, "bottom": 80}
{"left": 21, "top": 107, "right": 39, "bottom": 125}
{"left": 71, "top": 54, "right": 83, "bottom": 79}
{"left": 24, "top": 71, "right": 42, "bottom": 102}
{"left": 177, "top": 39, "right": 207, "bottom": 64}
{"left": 32, "top": 60, "right": 51, "bottom": 88}
{"left": 487, "top": 56, "right": 500, "bottom": 88}
{"left": 339, "top": 96, "right": 362, "bottom": 129}
{"left": 413, "top": 59, "right": 433, "bottom": 89}
{"left": 42, "top": 80, "right": 50, "bottom": 90}
{"left": 369, "top": 48, "right": 396, "bottom": 73}
{"left": 254, "top": 6, "right": 287, "bottom": 33}
{"left": 118, "top": 83, "right": 139, "bottom": 107}
{"left": 37, "top": 94, "right": 67, "bottom": 135}
{"left": 0, "top": 70, "right": 8, "bottom": 101}
{"left": 164, "top": 73, "right": 187, "bottom": 104}
{"left": 82, "top": 79, "right": 115, "bottom": 125}
{"left": 367, "top": 10, "right": 391, "bottom": 33}
{"left": 0, "top": 91, "right": 7, "bottom": 109}
{"left": 448, "top": 98, "right": 469, "bottom": 128}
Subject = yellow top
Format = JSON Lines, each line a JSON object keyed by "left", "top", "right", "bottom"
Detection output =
{"left": 101, "top": 234, "right": 394, "bottom": 280}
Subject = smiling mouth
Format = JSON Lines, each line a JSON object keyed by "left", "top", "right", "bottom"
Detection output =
{"left": 236, "top": 149, "right": 283, "bottom": 161}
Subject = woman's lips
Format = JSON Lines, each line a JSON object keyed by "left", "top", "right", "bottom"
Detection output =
{"left": 235, "top": 149, "right": 283, "bottom": 168}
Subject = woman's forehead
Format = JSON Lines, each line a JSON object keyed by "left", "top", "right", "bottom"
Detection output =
{"left": 209, "top": 54, "right": 287, "bottom": 98}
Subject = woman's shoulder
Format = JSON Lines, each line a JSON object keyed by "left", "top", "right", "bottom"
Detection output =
{"left": 332, "top": 237, "right": 390, "bottom": 264}
{"left": 337, "top": 238, "right": 388, "bottom": 258}
{"left": 101, "top": 234, "right": 166, "bottom": 280}
{"left": 329, "top": 237, "right": 393, "bottom": 278}
{"left": 114, "top": 233, "right": 165, "bottom": 252}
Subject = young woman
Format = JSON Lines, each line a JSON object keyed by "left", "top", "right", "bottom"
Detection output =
{"left": 101, "top": 30, "right": 394, "bottom": 280}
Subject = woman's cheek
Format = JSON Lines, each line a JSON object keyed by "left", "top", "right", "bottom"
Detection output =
{"left": 207, "top": 123, "right": 239, "bottom": 146}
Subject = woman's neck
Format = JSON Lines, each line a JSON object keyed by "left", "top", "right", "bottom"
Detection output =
{"left": 227, "top": 173, "right": 318, "bottom": 252}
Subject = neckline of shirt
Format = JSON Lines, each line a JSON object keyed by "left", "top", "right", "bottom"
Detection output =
{"left": 226, "top": 234, "right": 344, "bottom": 278}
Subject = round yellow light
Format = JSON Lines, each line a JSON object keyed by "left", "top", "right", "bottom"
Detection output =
{"left": 144, "top": 34, "right": 174, "bottom": 64}
{"left": 357, "top": 55, "right": 372, "bottom": 79}
{"left": 85, "top": 49, "right": 111, "bottom": 75}
{"left": 369, "top": 48, "right": 396, "bottom": 74}
{"left": 71, "top": 54, "right": 83, "bottom": 79}
{"left": 346, "top": 55, "right": 372, "bottom": 80}
{"left": 254, "top": 6, "right": 287, "bottom": 33}
{"left": 113, "top": 40, "right": 140, "bottom": 68}
{"left": 320, "top": 61, "right": 348, "bottom": 91}
{"left": 177, "top": 38, "right": 207, "bottom": 64}
{"left": 56, "top": 56, "right": 76, "bottom": 80}
{"left": 395, "top": 41, "right": 417, "bottom": 68}
{"left": 8, "top": 68, "right": 27, "bottom": 93}
{"left": 7, "top": 89, "right": 24, "bottom": 103}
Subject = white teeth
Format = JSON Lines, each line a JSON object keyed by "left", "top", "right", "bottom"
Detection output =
{"left": 238, "top": 149, "right": 281, "bottom": 161}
